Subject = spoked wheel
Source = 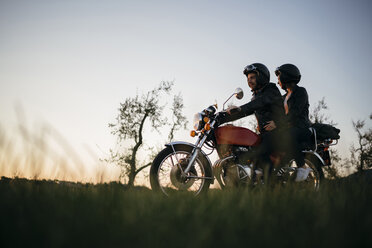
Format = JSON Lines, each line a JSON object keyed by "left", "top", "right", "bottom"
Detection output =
{"left": 284, "top": 154, "right": 324, "bottom": 190}
{"left": 150, "top": 144, "right": 212, "bottom": 196}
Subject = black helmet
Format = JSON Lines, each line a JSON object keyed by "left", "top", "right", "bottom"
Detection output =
{"left": 275, "top": 64, "right": 301, "bottom": 85}
{"left": 243, "top": 63, "right": 270, "bottom": 86}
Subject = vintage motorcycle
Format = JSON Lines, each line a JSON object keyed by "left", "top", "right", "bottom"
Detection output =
{"left": 150, "top": 88, "right": 339, "bottom": 196}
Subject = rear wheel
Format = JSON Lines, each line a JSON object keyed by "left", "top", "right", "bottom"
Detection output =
{"left": 150, "top": 144, "right": 212, "bottom": 196}
{"left": 284, "top": 153, "right": 324, "bottom": 190}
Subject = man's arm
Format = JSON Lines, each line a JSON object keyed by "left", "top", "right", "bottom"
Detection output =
{"left": 240, "top": 86, "right": 282, "bottom": 115}
{"left": 218, "top": 109, "right": 246, "bottom": 124}
{"left": 219, "top": 87, "right": 279, "bottom": 125}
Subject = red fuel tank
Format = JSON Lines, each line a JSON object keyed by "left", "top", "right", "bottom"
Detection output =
{"left": 215, "top": 125, "right": 261, "bottom": 146}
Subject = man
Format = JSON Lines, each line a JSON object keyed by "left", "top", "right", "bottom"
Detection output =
{"left": 219, "top": 63, "right": 285, "bottom": 178}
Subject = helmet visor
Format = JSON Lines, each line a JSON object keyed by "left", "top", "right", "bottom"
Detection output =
{"left": 243, "top": 64, "right": 259, "bottom": 76}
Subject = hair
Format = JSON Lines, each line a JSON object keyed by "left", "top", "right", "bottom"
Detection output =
{"left": 285, "top": 82, "right": 296, "bottom": 90}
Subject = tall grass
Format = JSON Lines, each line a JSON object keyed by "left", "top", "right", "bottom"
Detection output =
{"left": 1, "top": 177, "right": 371, "bottom": 248}
{"left": 1, "top": 111, "right": 371, "bottom": 247}
{"left": 0, "top": 114, "right": 120, "bottom": 184}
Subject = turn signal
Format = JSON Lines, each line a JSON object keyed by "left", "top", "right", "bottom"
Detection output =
{"left": 204, "top": 123, "right": 211, "bottom": 131}
{"left": 203, "top": 116, "right": 210, "bottom": 123}
{"left": 190, "top": 130, "right": 197, "bottom": 137}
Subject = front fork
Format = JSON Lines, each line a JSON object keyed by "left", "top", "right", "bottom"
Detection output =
{"left": 171, "top": 120, "right": 215, "bottom": 176}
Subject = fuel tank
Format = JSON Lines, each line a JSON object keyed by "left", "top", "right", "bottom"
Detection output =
{"left": 215, "top": 125, "right": 261, "bottom": 147}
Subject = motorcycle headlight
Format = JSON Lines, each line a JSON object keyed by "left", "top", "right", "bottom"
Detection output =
{"left": 193, "top": 113, "right": 203, "bottom": 130}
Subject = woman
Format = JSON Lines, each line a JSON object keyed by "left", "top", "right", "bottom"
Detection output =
{"left": 275, "top": 64, "right": 312, "bottom": 182}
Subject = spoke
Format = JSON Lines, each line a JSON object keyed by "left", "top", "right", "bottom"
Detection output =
{"left": 157, "top": 151, "right": 206, "bottom": 194}
{"left": 170, "top": 156, "right": 175, "bottom": 167}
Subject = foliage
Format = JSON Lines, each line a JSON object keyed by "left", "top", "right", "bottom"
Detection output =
{"left": 309, "top": 97, "right": 336, "bottom": 125}
{"left": 350, "top": 114, "right": 372, "bottom": 172}
{"left": 109, "top": 81, "right": 187, "bottom": 186}
{"left": 168, "top": 93, "right": 188, "bottom": 141}
{"left": 309, "top": 98, "right": 342, "bottom": 178}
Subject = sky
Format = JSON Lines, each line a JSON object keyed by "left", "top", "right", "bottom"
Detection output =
{"left": 0, "top": 0, "right": 371, "bottom": 182}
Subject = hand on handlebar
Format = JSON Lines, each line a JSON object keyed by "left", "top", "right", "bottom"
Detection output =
{"left": 226, "top": 105, "right": 241, "bottom": 115}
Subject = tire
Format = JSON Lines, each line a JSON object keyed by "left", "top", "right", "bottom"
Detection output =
{"left": 305, "top": 153, "right": 324, "bottom": 189}
{"left": 150, "top": 144, "right": 213, "bottom": 196}
{"left": 285, "top": 153, "right": 324, "bottom": 190}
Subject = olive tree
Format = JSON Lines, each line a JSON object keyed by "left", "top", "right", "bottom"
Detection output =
{"left": 309, "top": 97, "right": 336, "bottom": 125}
{"left": 109, "top": 81, "right": 187, "bottom": 186}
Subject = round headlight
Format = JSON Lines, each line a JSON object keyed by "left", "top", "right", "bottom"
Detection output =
{"left": 193, "top": 113, "right": 203, "bottom": 130}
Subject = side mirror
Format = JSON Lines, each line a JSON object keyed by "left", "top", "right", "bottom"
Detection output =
{"left": 235, "top": 87, "right": 244, "bottom": 100}
{"left": 223, "top": 87, "right": 244, "bottom": 110}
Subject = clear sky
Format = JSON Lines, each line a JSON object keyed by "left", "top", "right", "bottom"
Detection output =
{"left": 1, "top": 0, "right": 371, "bottom": 182}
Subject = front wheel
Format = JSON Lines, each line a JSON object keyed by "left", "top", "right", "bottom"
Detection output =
{"left": 150, "top": 144, "right": 213, "bottom": 196}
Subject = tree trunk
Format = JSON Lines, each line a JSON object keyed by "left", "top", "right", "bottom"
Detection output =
{"left": 127, "top": 171, "right": 135, "bottom": 187}
{"left": 127, "top": 113, "right": 148, "bottom": 187}
{"left": 359, "top": 153, "right": 365, "bottom": 174}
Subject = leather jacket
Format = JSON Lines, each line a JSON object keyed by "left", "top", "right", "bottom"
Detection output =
{"left": 219, "top": 82, "right": 285, "bottom": 132}
{"left": 283, "top": 85, "right": 311, "bottom": 129}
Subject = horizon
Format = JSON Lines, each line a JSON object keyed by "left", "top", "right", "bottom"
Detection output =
{"left": 1, "top": 0, "right": 372, "bottom": 183}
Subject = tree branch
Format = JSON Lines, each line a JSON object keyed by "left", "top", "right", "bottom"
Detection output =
{"left": 135, "top": 162, "right": 152, "bottom": 176}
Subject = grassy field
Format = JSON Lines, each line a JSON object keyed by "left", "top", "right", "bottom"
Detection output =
{"left": 1, "top": 176, "right": 371, "bottom": 248}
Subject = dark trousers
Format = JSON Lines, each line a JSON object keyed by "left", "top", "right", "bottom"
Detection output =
{"left": 254, "top": 127, "right": 311, "bottom": 170}
{"left": 281, "top": 127, "right": 311, "bottom": 168}
{"left": 253, "top": 129, "right": 282, "bottom": 180}
{"left": 247, "top": 127, "right": 310, "bottom": 184}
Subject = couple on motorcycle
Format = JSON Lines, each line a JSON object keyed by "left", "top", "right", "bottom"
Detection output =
{"left": 220, "top": 63, "right": 312, "bottom": 182}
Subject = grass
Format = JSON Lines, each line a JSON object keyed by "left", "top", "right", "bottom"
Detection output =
{"left": 0, "top": 176, "right": 371, "bottom": 248}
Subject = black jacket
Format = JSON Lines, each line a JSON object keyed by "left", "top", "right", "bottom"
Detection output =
{"left": 283, "top": 85, "right": 311, "bottom": 129}
{"left": 220, "top": 83, "right": 285, "bottom": 132}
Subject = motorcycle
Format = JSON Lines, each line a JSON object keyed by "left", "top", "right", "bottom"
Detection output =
{"left": 150, "top": 88, "right": 339, "bottom": 196}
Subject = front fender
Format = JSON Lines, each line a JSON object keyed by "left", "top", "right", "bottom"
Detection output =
{"left": 165, "top": 141, "right": 213, "bottom": 174}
